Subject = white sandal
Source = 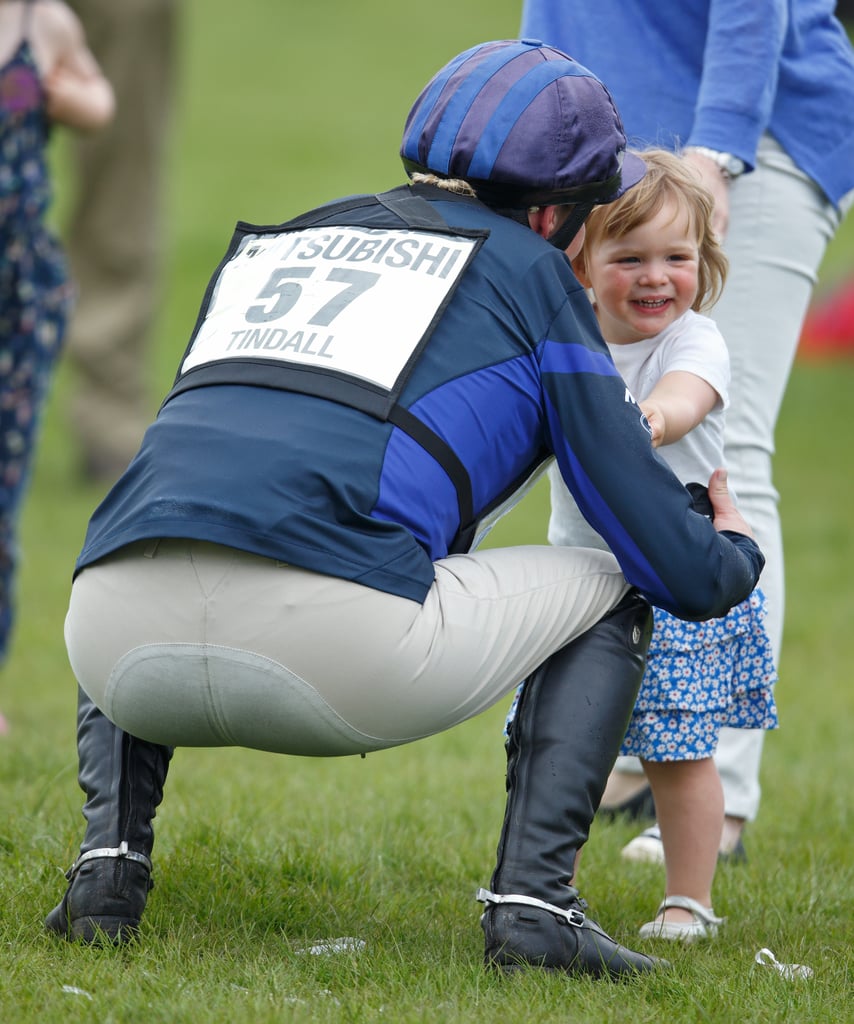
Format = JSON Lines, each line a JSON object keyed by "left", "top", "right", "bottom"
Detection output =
{"left": 638, "top": 895, "right": 725, "bottom": 943}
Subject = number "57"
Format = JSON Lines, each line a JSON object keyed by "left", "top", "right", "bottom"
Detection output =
{"left": 245, "top": 267, "right": 380, "bottom": 326}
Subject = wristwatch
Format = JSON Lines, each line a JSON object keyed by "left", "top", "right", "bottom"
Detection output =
{"left": 685, "top": 146, "right": 746, "bottom": 180}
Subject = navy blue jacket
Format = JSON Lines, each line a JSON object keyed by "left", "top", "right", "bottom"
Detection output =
{"left": 76, "top": 184, "right": 762, "bottom": 618}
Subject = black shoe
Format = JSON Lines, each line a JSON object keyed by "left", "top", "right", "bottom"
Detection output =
{"left": 598, "top": 783, "right": 656, "bottom": 823}
{"left": 45, "top": 846, "right": 153, "bottom": 944}
{"left": 479, "top": 890, "right": 666, "bottom": 979}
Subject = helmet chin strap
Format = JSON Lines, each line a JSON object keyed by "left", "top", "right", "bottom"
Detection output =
{"left": 488, "top": 201, "right": 594, "bottom": 253}
{"left": 546, "top": 202, "right": 594, "bottom": 252}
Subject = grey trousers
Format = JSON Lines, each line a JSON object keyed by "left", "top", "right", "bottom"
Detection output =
{"left": 65, "top": 539, "right": 629, "bottom": 757}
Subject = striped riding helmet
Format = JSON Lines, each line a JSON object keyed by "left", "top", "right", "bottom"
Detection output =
{"left": 401, "top": 39, "right": 645, "bottom": 210}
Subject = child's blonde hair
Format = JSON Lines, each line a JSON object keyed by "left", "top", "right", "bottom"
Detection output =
{"left": 573, "top": 148, "right": 728, "bottom": 312}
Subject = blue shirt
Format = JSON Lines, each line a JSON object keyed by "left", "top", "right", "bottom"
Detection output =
{"left": 521, "top": 0, "right": 854, "bottom": 206}
{"left": 77, "top": 186, "right": 762, "bottom": 618}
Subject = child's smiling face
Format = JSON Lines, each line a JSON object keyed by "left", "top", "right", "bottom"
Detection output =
{"left": 578, "top": 196, "right": 701, "bottom": 346}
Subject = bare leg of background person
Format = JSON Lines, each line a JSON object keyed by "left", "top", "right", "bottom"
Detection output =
{"left": 601, "top": 759, "right": 650, "bottom": 807}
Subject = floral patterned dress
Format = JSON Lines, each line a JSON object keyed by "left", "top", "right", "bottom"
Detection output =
{"left": 0, "top": 1, "right": 72, "bottom": 660}
{"left": 618, "top": 588, "right": 778, "bottom": 761}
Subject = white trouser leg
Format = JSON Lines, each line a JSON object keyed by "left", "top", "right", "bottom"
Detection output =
{"left": 711, "top": 136, "right": 841, "bottom": 820}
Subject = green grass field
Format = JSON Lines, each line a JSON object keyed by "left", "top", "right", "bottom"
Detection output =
{"left": 1, "top": 2, "right": 853, "bottom": 1020}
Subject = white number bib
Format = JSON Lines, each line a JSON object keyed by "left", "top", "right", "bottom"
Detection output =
{"left": 181, "top": 225, "right": 480, "bottom": 391}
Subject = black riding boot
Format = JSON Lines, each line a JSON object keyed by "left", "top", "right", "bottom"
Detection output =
{"left": 45, "top": 687, "right": 173, "bottom": 943}
{"left": 479, "top": 592, "right": 666, "bottom": 979}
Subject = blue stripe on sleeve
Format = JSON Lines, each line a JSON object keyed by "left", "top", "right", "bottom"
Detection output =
{"left": 539, "top": 338, "right": 623, "bottom": 378}
{"left": 556, "top": 430, "right": 675, "bottom": 606}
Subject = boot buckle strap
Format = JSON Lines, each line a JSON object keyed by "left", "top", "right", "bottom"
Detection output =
{"left": 476, "top": 888, "right": 586, "bottom": 927}
{"left": 66, "top": 841, "right": 153, "bottom": 880}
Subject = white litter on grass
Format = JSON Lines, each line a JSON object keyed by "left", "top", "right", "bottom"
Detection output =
{"left": 297, "top": 937, "right": 366, "bottom": 956}
{"left": 61, "top": 985, "right": 94, "bottom": 1000}
{"left": 754, "top": 947, "right": 814, "bottom": 980}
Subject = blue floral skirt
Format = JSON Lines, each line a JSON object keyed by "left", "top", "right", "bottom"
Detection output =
{"left": 619, "top": 589, "right": 778, "bottom": 761}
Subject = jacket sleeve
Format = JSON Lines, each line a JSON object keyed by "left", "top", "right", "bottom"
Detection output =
{"left": 689, "top": 0, "right": 787, "bottom": 167}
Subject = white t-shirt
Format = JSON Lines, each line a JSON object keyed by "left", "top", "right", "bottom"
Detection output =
{"left": 549, "top": 309, "right": 730, "bottom": 549}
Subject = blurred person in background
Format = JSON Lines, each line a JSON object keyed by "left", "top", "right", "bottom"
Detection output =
{"left": 0, "top": 0, "right": 114, "bottom": 735}
{"left": 65, "top": 0, "right": 179, "bottom": 484}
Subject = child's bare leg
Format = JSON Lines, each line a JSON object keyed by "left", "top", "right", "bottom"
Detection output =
{"left": 642, "top": 757, "right": 723, "bottom": 923}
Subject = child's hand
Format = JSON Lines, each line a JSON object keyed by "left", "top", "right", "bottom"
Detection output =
{"left": 640, "top": 371, "right": 719, "bottom": 447}
{"left": 640, "top": 399, "right": 665, "bottom": 447}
